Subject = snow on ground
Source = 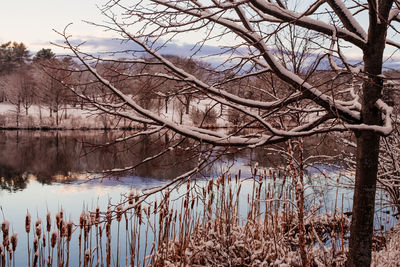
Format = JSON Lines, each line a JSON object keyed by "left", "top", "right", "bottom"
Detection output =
{"left": 0, "top": 98, "right": 230, "bottom": 129}
{"left": 372, "top": 221, "right": 400, "bottom": 266}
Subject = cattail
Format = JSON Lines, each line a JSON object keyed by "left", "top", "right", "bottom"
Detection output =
{"left": 25, "top": 212, "right": 31, "bottom": 234}
{"left": 106, "top": 222, "right": 111, "bottom": 238}
{"left": 84, "top": 249, "right": 90, "bottom": 265}
{"left": 35, "top": 218, "right": 41, "bottom": 228}
{"left": 207, "top": 179, "right": 213, "bottom": 193}
{"left": 136, "top": 204, "right": 142, "bottom": 225}
{"left": 90, "top": 211, "right": 96, "bottom": 226}
{"left": 61, "top": 222, "right": 67, "bottom": 238}
{"left": 191, "top": 198, "right": 195, "bottom": 210}
{"left": 33, "top": 236, "right": 38, "bottom": 252}
{"left": 1, "top": 220, "right": 9, "bottom": 237}
{"left": 8, "top": 245, "right": 12, "bottom": 259}
{"left": 36, "top": 224, "right": 42, "bottom": 238}
{"left": 33, "top": 250, "right": 38, "bottom": 267}
{"left": 10, "top": 233, "right": 17, "bottom": 252}
{"left": 116, "top": 204, "right": 123, "bottom": 222}
{"left": 46, "top": 212, "right": 51, "bottom": 232}
{"left": 1, "top": 220, "right": 9, "bottom": 248}
{"left": 106, "top": 206, "right": 112, "bottom": 223}
{"left": 154, "top": 200, "right": 158, "bottom": 212}
{"left": 50, "top": 230, "right": 57, "bottom": 248}
{"left": 95, "top": 206, "right": 100, "bottom": 227}
{"left": 59, "top": 209, "right": 64, "bottom": 221}
{"left": 66, "top": 220, "right": 73, "bottom": 241}
{"left": 79, "top": 210, "right": 85, "bottom": 229}
{"left": 128, "top": 190, "right": 134, "bottom": 205}
{"left": 42, "top": 233, "right": 46, "bottom": 248}
{"left": 55, "top": 212, "right": 61, "bottom": 230}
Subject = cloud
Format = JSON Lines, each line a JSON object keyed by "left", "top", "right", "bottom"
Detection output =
{"left": 50, "top": 35, "right": 225, "bottom": 58}
{"left": 46, "top": 35, "right": 400, "bottom": 70}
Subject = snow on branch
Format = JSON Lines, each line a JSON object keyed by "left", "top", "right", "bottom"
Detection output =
{"left": 248, "top": 0, "right": 367, "bottom": 48}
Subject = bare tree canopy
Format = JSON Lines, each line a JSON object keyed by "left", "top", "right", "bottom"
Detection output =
{"left": 56, "top": 0, "right": 399, "bottom": 265}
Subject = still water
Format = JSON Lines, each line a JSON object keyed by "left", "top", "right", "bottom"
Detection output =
{"left": 0, "top": 130, "right": 390, "bottom": 266}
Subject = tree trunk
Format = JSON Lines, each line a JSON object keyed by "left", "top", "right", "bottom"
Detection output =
{"left": 347, "top": 3, "right": 392, "bottom": 264}
{"left": 16, "top": 100, "right": 21, "bottom": 128}
{"left": 38, "top": 105, "right": 42, "bottom": 124}
{"left": 348, "top": 132, "right": 380, "bottom": 266}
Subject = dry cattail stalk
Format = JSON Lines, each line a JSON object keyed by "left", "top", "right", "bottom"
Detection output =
{"left": 66, "top": 220, "right": 73, "bottom": 242}
{"left": 95, "top": 206, "right": 100, "bottom": 227}
{"left": 116, "top": 204, "right": 123, "bottom": 222}
{"left": 55, "top": 212, "right": 61, "bottom": 230}
{"left": 50, "top": 230, "right": 57, "bottom": 248}
{"left": 59, "top": 209, "right": 64, "bottom": 221}
{"left": 7, "top": 245, "right": 12, "bottom": 259}
{"left": 128, "top": 190, "right": 134, "bottom": 205}
{"left": 33, "top": 236, "right": 38, "bottom": 252}
{"left": 79, "top": 211, "right": 85, "bottom": 229}
{"left": 90, "top": 211, "right": 96, "bottom": 228}
{"left": 106, "top": 206, "right": 112, "bottom": 224}
{"left": 34, "top": 218, "right": 41, "bottom": 229}
{"left": 207, "top": 179, "right": 213, "bottom": 193}
{"left": 25, "top": 212, "right": 31, "bottom": 234}
{"left": 2, "top": 220, "right": 9, "bottom": 248}
{"left": 42, "top": 233, "right": 46, "bottom": 248}
{"left": 62, "top": 221, "right": 68, "bottom": 238}
{"left": 136, "top": 204, "right": 142, "bottom": 225}
{"left": 56, "top": 209, "right": 64, "bottom": 231}
{"left": 106, "top": 222, "right": 111, "bottom": 238}
{"left": 84, "top": 249, "right": 90, "bottom": 265}
{"left": 10, "top": 233, "right": 17, "bottom": 252}
{"left": 0, "top": 243, "right": 3, "bottom": 261}
{"left": 46, "top": 212, "right": 51, "bottom": 232}
{"left": 1, "top": 220, "right": 9, "bottom": 237}
{"left": 35, "top": 224, "right": 42, "bottom": 238}
{"left": 33, "top": 250, "right": 38, "bottom": 267}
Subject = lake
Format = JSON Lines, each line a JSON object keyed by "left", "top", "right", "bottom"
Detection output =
{"left": 0, "top": 130, "right": 395, "bottom": 266}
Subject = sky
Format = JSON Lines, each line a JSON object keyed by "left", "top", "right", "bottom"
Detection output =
{"left": 0, "top": 0, "right": 108, "bottom": 53}
{"left": 0, "top": 0, "right": 219, "bottom": 57}
{"left": 1, "top": 1, "right": 400, "bottom": 69}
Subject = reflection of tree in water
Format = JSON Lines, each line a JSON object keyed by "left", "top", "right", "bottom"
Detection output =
{"left": 0, "top": 163, "right": 28, "bottom": 192}
{"left": 0, "top": 130, "right": 200, "bottom": 190}
{"left": 0, "top": 131, "right": 352, "bottom": 192}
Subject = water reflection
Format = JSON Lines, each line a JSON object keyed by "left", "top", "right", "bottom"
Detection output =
{"left": 0, "top": 130, "right": 352, "bottom": 192}
{"left": 0, "top": 130, "right": 202, "bottom": 191}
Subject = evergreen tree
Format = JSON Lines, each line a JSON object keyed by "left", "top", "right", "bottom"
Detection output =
{"left": 33, "top": 48, "right": 55, "bottom": 62}
{"left": 0, "top": 42, "right": 30, "bottom": 75}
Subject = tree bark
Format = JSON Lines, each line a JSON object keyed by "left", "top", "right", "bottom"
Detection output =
{"left": 347, "top": 2, "right": 392, "bottom": 264}
{"left": 348, "top": 131, "right": 380, "bottom": 266}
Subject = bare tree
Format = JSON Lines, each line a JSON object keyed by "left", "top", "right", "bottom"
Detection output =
{"left": 3, "top": 69, "right": 36, "bottom": 126}
{"left": 36, "top": 57, "right": 74, "bottom": 126}
{"left": 57, "top": 1, "right": 400, "bottom": 265}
